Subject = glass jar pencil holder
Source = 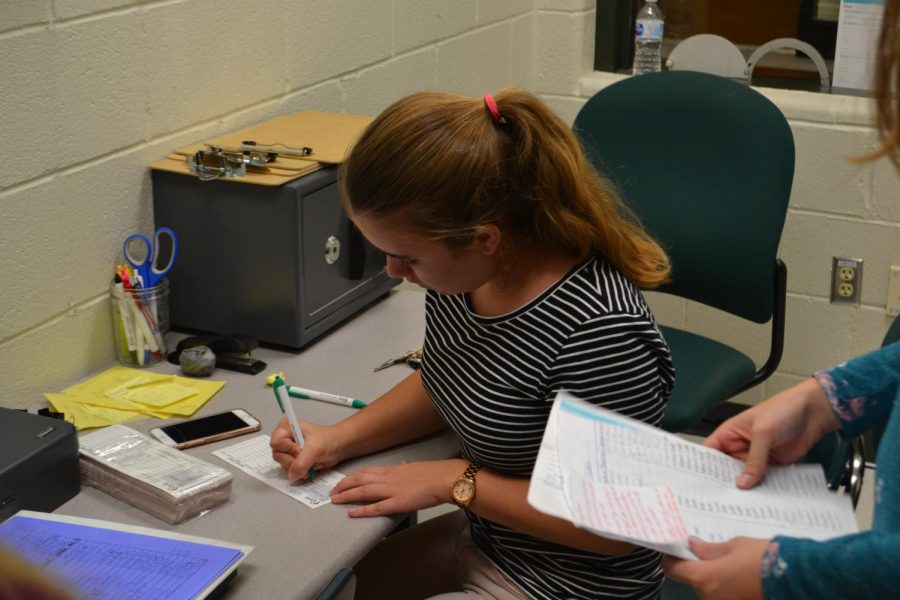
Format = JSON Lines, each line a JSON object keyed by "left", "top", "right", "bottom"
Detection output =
{"left": 110, "top": 278, "right": 170, "bottom": 367}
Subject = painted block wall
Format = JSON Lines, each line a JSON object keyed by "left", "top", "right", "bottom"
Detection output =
{"left": 4, "top": 0, "right": 897, "bottom": 414}
{"left": 0, "top": 0, "right": 537, "bottom": 409}
{"left": 535, "top": 3, "right": 900, "bottom": 405}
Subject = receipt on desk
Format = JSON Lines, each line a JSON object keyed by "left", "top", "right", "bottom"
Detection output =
{"left": 212, "top": 435, "right": 343, "bottom": 508}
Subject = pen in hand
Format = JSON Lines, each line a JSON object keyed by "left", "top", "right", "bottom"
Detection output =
{"left": 272, "top": 375, "right": 315, "bottom": 481}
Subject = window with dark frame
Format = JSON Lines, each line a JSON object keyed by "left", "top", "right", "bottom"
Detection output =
{"left": 595, "top": 0, "right": 839, "bottom": 91}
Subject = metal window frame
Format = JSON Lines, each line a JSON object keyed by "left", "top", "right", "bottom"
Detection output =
{"left": 595, "top": 0, "right": 838, "bottom": 75}
{"left": 594, "top": 0, "right": 636, "bottom": 73}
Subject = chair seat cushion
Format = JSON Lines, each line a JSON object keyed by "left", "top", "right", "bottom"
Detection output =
{"left": 659, "top": 326, "right": 756, "bottom": 432}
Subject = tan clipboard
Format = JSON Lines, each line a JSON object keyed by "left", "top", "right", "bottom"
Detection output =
{"left": 150, "top": 111, "right": 373, "bottom": 186}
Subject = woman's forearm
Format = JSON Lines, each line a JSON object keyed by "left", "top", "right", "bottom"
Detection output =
{"left": 335, "top": 370, "right": 448, "bottom": 461}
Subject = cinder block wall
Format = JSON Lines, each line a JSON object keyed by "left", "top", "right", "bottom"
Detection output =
{"left": 0, "top": 0, "right": 537, "bottom": 409}
{"left": 4, "top": 0, "right": 897, "bottom": 412}
{"left": 536, "top": 3, "right": 900, "bottom": 404}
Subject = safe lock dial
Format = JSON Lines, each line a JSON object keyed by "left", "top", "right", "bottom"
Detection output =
{"left": 325, "top": 235, "right": 341, "bottom": 265}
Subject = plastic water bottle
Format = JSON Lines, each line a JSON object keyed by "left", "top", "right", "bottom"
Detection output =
{"left": 633, "top": 0, "right": 665, "bottom": 75}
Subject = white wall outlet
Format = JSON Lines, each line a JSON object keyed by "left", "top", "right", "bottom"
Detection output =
{"left": 887, "top": 266, "right": 900, "bottom": 315}
{"left": 831, "top": 257, "right": 863, "bottom": 305}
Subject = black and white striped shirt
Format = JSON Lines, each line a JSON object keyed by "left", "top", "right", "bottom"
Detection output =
{"left": 421, "top": 257, "right": 675, "bottom": 600}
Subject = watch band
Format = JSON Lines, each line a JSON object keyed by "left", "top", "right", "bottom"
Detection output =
{"left": 461, "top": 462, "right": 481, "bottom": 481}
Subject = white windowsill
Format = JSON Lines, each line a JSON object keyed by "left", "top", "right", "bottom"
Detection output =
{"left": 580, "top": 71, "right": 876, "bottom": 128}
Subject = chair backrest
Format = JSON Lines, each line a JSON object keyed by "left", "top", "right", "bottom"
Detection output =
{"left": 573, "top": 71, "right": 795, "bottom": 323}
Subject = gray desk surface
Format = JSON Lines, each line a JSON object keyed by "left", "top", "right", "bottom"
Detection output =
{"left": 56, "top": 290, "right": 460, "bottom": 600}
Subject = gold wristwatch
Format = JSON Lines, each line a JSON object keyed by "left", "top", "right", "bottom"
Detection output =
{"left": 450, "top": 462, "right": 481, "bottom": 508}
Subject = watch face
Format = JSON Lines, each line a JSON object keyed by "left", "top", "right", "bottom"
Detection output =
{"left": 452, "top": 479, "right": 474, "bottom": 503}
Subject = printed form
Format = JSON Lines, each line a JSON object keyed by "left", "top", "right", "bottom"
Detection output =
{"left": 0, "top": 511, "right": 250, "bottom": 600}
{"left": 833, "top": 0, "right": 886, "bottom": 91}
{"left": 212, "top": 435, "right": 344, "bottom": 508}
{"left": 528, "top": 393, "right": 859, "bottom": 560}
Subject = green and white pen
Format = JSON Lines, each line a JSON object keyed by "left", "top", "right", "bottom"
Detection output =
{"left": 272, "top": 375, "right": 315, "bottom": 480}
{"left": 286, "top": 386, "right": 368, "bottom": 409}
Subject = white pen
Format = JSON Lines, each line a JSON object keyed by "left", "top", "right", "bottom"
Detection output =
{"left": 286, "top": 385, "right": 368, "bottom": 409}
{"left": 272, "top": 375, "right": 314, "bottom": 480}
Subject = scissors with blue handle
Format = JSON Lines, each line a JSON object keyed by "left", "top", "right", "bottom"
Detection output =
{"left": 123, "top": 227, "right": 179, "bottom": 288}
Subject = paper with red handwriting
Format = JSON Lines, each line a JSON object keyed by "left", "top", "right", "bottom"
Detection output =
{"left": 528, "top": 393, "right": 859, "bottom": 560}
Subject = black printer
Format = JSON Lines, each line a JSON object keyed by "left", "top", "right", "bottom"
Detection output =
{"left": 0, "top": 408, "right": 80, "bottom": 522}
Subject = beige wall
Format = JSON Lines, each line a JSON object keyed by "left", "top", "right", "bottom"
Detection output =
{"left": 0, "top": 0, "right": 537, "bottom": 409}
{"left": 2, "top": 0, "right": 897, "bottom": 411}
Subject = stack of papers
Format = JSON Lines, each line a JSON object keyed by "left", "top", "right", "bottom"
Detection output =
{"left": 0, "top": 511, "right": 252, "bottom": 600}
{"left": 44, "top": 366, "right": 225, "bottom": 430}
{"left": 527, "top": 393, "right": 859, "bottom": 560}
{"left": 79, "top": 425, "right": 233, "bottom": 524}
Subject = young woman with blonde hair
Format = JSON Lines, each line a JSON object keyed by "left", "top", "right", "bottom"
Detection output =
{"left": 272, "top": 88, "right": 674, "bottom": 599}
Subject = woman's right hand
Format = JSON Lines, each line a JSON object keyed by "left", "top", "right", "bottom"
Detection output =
{"left": 705, "top": 377, "right": 841, "bottom": 489}
{"left": 270, "top": 417, "right": 343, "bottom": 482}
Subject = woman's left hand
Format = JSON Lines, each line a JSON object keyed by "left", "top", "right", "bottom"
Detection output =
{"left": 330, "top": 459, "right": 467, "bottom": 517}
{"left": 663, "top": 536, "right": 769, "bottom": 600}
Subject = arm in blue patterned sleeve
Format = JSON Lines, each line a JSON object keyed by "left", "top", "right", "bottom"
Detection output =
{"left": 761, "top": 530, "right": 900, "bottom": 599}
{"left": 763, "top": 342, "right": 900, "bottom": 599}
{"left": 813, "top": 342, "right": 900, "bottom": 439}
{"left": 665, "top": 343, "right": 900, "bottom": 600}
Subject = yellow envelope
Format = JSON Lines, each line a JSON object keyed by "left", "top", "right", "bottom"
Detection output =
{"left": 45, "top": 393, "right": 148, "bottom": 430}
{"left": 44, "top": 366, "right": 226, "bottom": 430}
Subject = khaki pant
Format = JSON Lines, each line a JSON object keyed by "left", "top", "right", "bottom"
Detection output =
{"left": 354, "top": 510, "right": 529, "bottom": 600}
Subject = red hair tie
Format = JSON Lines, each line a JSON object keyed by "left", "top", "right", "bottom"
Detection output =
{"left": 483, "top": 93, "right": 504, "bottom": 123}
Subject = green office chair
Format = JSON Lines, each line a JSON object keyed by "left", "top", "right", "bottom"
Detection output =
{"left": 573, "top": 71, "right": 794, "bottom": 433}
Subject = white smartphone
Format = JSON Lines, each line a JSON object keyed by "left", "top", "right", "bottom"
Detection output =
{"left": 149, "top": 409, "right": 261, "bottom": 449}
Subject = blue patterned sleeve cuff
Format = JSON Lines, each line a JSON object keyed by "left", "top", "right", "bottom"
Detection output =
{"left": 813, "top": 369, "right": 867, "bottom": 439}
{"left": 813, "top": 344, "right": 899, "bottom": 439}
{"left": 761, "top": 531, "right": 900, "bottom": 598}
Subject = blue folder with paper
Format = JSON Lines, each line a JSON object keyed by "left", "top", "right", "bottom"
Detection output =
{"left": 0, "top": 511, "right": 252, "bottom": 600}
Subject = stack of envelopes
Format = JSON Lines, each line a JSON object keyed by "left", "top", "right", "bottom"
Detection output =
{"left": 44, "top": 366, "right": 225, "bottom": 430}
{"left": 78, "top": 424, "right": 233, "bottom": 524}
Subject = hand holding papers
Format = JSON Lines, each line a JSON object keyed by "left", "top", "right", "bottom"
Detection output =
{"left": 527, "top": 393, "right": 859, "bottom": 560}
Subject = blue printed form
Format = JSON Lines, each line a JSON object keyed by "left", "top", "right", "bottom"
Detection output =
{"left": 0, "top": 512, "right": 250, "bottom": 600}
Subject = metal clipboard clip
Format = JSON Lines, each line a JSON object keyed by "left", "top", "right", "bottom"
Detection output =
{"left": 186, "top": 145, "right": 278, "bottom": 181}
{"left": 241, "top": 140, "right": 313, "bottom": 159}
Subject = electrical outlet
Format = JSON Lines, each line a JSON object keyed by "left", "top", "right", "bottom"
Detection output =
{"left": 831, "top": 257, "right": 863, "bottom": 305}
